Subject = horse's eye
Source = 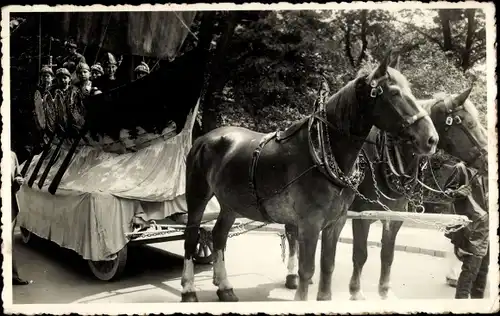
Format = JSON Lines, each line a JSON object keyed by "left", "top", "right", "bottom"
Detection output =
{"left": 454, "top": 116, "right": 462, "bottom": 124}
{"left": 391, "top": 89, "right": 399, "bottom": 96}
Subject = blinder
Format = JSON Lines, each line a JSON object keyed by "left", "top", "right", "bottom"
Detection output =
{"left": 439, "top": 96, "right": 487, "bottom": 172}
{"left": 369, "top": 74, "right": 429, "bottom": 132}
{"left": 370, "top": 80, "right": 384, "bottom": 98}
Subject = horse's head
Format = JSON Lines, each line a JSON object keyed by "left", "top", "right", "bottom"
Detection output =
{"left": 423, "top": 87, "right": 488, "bottom": 174}
{"left": 361, "top": 51, "right": 439, "bottom": 156}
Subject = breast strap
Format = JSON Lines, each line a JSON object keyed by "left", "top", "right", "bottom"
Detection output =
{"left": 248, "top": 132, "right": 278, "bottom": 223}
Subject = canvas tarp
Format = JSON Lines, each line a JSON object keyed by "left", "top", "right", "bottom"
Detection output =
{"left": 45, "top": 11, "right": 198, "bottom": 60}
{"left": 17, "top": 101, "right": 222, "bottom": 261}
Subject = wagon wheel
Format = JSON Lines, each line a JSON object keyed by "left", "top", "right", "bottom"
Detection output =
{"left": 20, "top": 227, "right": 32, "bottom": 244}
{"left": 193, "top": 228, "right": 214, "bottom": 265}
{"left": 87, "top": 246, "right": 128, "bottom": 281}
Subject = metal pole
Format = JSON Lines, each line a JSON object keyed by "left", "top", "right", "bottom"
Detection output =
{"left": 38, "top": 13, "right": 42, "bottom": 77}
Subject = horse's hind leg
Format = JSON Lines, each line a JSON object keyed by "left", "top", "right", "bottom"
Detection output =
{"left": 285, "top": 224, "right": 314, "bottom": 290}
{"left": 181, "top": 175, "right": 213, "bottom": 302}
{"left": 212, "top": 207, "right": 238, "bottom": 302}
{"left": 317, "top": 215, "right": 348, "bottom": 301}
{"left": 378, "top": 219, "right": 403, "bottom": 299}
{"left": 349, "top": 218, "right": 372, "bottom": 300}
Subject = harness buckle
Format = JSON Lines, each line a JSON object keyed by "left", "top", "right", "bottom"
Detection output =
{"left": 454, "top": 116, "right": 462, "bottom": 124}
{"left": 445, "top": 116, "right": 453, "bottom": 126}
{"left": 370, "top": 88, "right": 378, "bottom": 98}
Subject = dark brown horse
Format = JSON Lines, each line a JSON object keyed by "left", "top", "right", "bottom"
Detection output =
{"left": 282, "top": 59, "right": 488, "bottom": 300}
{"left": 180, "top": 51, "right": 439, "bottom": 302}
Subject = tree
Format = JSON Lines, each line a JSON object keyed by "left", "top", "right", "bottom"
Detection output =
{"left": 395, "top": 9, "right": 486, "bottom": 72}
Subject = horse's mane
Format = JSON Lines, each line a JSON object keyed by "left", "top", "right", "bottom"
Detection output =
{"left": 324, "top": 63, "right": 418, "bottom": 137}
{"left": 323, "top": 77, "right": 364, "bottom": 136}
{"left": 416, "top": 97, "right": 439, "bottom": 113}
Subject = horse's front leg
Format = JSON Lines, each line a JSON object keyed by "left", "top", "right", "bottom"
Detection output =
{"left": 294, "top": 223, "right": 322, "bottom": 301}
{"left": 349, "top": 218, "right": 372, "bottom": 300}
{"left": 378, "top": 219, "right": 403, "bottom": 300}
{"left": 212, "top": 208, "right": 238, "bottom": 302}
{"left": 285, "top": 224, "right": 300, "bottom": 289}
{"left": 284, "top": 224, "right": 314, "bottom": 289}
{"left": 317, "top": 215, "right": 348, "bottom": 301}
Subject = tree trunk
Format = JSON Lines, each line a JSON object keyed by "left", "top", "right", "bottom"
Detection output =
{"left": 344, "top": 23, "right": 355, "bottom": 68}
{"left": 356, "top": 10, "right": 368, "bottom": 67}
{"left": 461, "top": 9, "right": 476, "bottom": 72}
{"left": 201, "top": 12, "right": 241, "bottom": 133}
{"left": 438, "top": 9, "right": 453, "bottom": 51}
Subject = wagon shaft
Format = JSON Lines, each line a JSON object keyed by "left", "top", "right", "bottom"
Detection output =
{"left": 346, "top": 210, "right": 471, "bottom": 227}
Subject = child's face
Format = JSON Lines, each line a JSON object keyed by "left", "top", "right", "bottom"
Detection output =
{"left": 78, "top": 69, "right": 90, "bottom": 81}
{"left": 59, "top": 75, "right": 71, "bottom": 87}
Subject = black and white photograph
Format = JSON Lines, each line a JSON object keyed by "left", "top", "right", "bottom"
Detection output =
{"left": 1, "top": 2, "right": 497, "bottom": 315}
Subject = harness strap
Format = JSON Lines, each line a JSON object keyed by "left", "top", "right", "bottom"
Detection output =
{"left": 401, "top": 109, "right": 429, "bottom": 129}
{"left": 249, "top": 132, "right": 279, "bottom": 223}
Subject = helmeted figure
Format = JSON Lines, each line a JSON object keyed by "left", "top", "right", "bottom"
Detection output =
{"left": 37, "top": 65, "right": 55, "bottom": 95}
{"left": 444, "top": 169, "right": 489, "bottom": 299}
{"left": 33, "top": 65, "right": 56, "bottom": 135}
{"left": 65, "top": 62, "right": 102, "bottom": 134}
{"left": 91, "top": 63, "right": 104, "bottom": 81}
{"left": 58, "top": 41, "right": 86, "bottom": 74}
{"left": 74, "top": 62, "right": 102, "bottom": 97}
{"left": 134, "top": 61, "right": 150, "bottom": 80}
{"left": 99, "top": 52, "right": 122, "bottom": 92}
{"left": 53, "top": 67, "right": 74, "bottom": 131}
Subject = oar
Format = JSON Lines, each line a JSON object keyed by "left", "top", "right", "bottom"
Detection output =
{"left": 20, "top": 149, "right": 37, "bottom": 177}
{"left": 48, "top": 126, "right": 87, "bottom": 195}
{"left": 27, "top": 131, "right": 56, "bottom": 187}
{"left": 37, "top": 131, "right": 66, "bottom": 189}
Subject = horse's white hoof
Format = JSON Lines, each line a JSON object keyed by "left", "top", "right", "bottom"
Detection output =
{"left": 380, "top": 290, "right": 397, "bottom": 300}
{"left": 349, "top": 291, "right": 366, "bottom": 301}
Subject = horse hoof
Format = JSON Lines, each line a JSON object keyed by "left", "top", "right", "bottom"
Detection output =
{"left": 217, "top": 288, "right": 239, "bottom": 302}
{"left": 285, "top": 275, "right": 313, "bottom": 289}
{"left": 446, "top": 277, "right": 457, "bottom": 288}
{"left": 380, "top": 290, "right": 397, "bottom": 300}
{"left": 349, "top": 291, "right": 366, "bottom": 301}
{"left": 285, "top": 275, "right": 298, "bottom": 289}
{"left": 317, "top": 293, "right": 332, "bottom": 301}
{"left": 181, "top": 292, "right": 199, "bottom": 302}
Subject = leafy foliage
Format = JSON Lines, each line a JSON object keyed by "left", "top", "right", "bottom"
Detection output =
{"left": 211, "top": 9, "right": 487, "bottom": 132}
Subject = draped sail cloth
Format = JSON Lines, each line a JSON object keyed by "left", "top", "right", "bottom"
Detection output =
{"left": 46, "top": 11, "right": 197, "bottom": 59}
{"left": 17, "top": 100, "right": 221, "bottom": 261}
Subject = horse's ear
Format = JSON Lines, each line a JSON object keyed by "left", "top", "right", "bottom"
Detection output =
{"left": 373, "top": 50, "right": 392, "bottom": 78}
{"left": 389, "top": 54, "right": 401, "bottom": 71}
{"left": 452, "top": 86, "right": 473, "bottom": 107}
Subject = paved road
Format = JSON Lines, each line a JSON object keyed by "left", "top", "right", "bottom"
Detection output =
{"left": 13, "top": 230, "right": 460, "bottom": 304}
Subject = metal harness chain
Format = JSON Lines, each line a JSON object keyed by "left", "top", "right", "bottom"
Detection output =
{"left": 349, "top": 152, "right": 468, "bottom": 234}
{"left": 314, "top": 91, "right": 469, "bottom": 234}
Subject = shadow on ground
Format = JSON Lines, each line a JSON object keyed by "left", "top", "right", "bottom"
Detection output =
{"left": 12, "top": 233, "right": 212, "bottom": 304}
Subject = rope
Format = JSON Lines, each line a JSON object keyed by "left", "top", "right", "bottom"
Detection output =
{"left": 94, "top": 13, "right": 112, "bottom": 65}
{"left": 173, "top": 11, "right": 199, "bottom": 41}
{"left": 150, "top": 59, "right": 161, "bottom": 72}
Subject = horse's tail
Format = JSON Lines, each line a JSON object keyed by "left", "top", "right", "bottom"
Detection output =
{"left": 184, "top": 136, "right": 215, "bottom": 259}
